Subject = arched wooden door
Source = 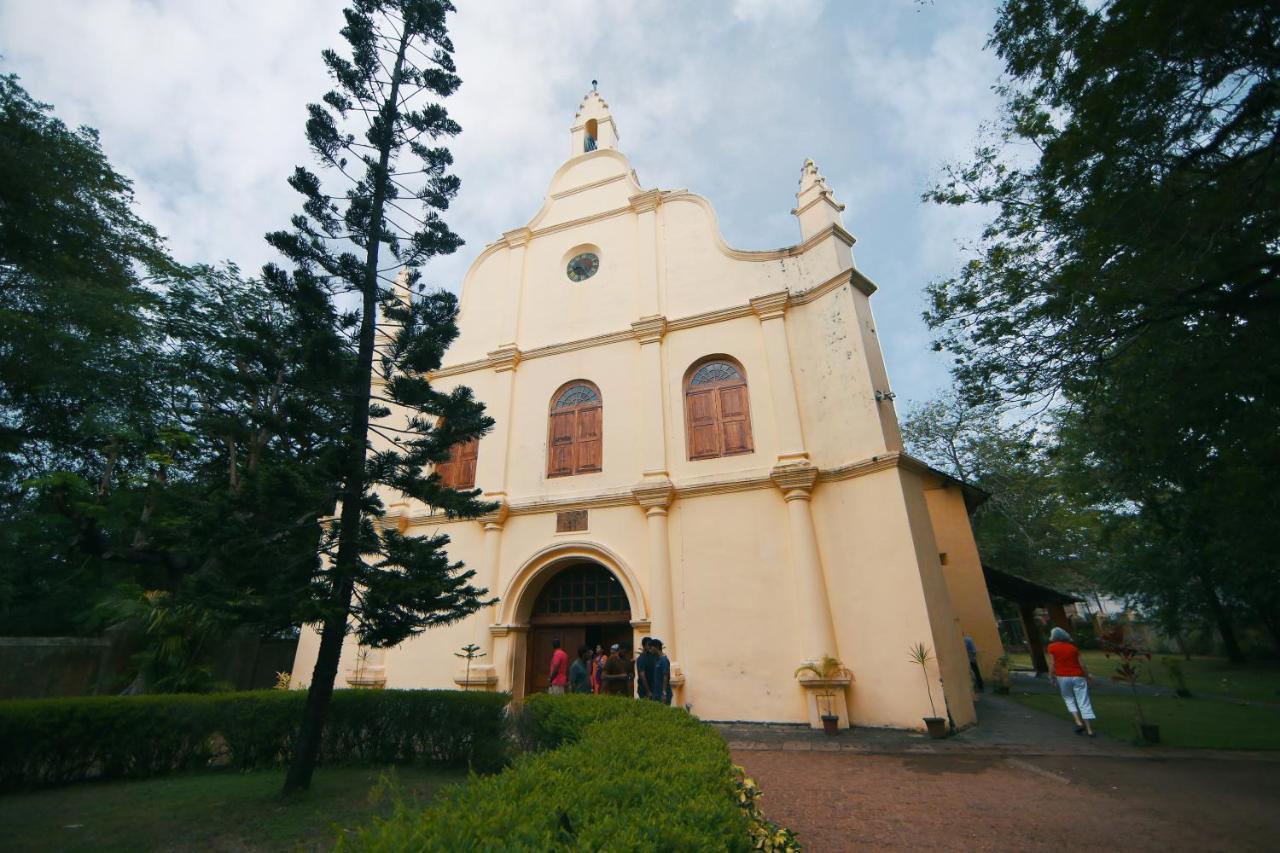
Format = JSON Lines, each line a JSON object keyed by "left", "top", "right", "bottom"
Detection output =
{"left": 526, "top": 562, "right": 632, "bottom": 695}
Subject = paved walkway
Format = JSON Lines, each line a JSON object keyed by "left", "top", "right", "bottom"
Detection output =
{"left": 716, "top": 692, "right": 1278, "bottom": 760}
{"left": 720, "top": 694, "right": 1280, "bottom": 851}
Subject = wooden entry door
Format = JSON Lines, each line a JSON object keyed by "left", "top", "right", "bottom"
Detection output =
{"left": 527, "top": 626, "right": 585, "bottom": 694}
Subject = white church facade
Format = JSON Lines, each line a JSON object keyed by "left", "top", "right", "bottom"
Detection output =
{"left": 293, "top": 90, "right": 1002, "bottom": 730}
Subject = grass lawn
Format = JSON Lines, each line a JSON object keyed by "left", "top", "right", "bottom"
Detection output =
{"left": 0, "top": 764, "right": 466, "bottom": 853}
{"left": 1007, "top": 651, "right": 1280, "bottom": 702}
{"left": 1009, "top": 692, "right": 1280, "bottom": 749}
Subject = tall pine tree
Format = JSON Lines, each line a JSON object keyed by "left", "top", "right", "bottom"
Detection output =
{"left": 268, "top": 0, "right": 493, "bottom": 793}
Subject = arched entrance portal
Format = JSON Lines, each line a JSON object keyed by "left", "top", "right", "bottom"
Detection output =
{"left": 525, "top": 561, "right": 633, "bottom": 695}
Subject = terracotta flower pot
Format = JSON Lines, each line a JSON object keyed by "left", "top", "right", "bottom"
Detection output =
{"left": 821, "top": 714, "right": 840, "bottom": 735}
{"left": 923, "top": 717, "right": 948, "bottom": 739}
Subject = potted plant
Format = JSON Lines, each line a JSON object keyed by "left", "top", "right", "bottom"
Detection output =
{"left": 991, "top": 655, "right": 1011, "bottom": 695}
{"left": 794, "top": 655, "right": 852, "bottom": 735}
{"left": 1107, "top": 642, "right": 1159, "bottom": 743}
{"left": 908, "top": 642, "right": 948, "bottom": 738}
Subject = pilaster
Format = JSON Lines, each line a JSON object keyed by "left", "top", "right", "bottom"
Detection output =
{"left": 630, "top": 190, "right": 663, "bottom": 319}
{"left": 632, "top": 479, "right": 680, "bottom": 695}
{"left": 771, "top": 463, "right": 839, "bottom": 664}
{"left": 463, "top": 498, "right": 509, "bottom": 691}
{"left": 631, "top": 316, "right": 669, "bottom": 478}
{"left": 751, "top": 292, "right": 808, "bottom": 464}
{"left": 498, "top": 228, "right": 531, "bottom": 345}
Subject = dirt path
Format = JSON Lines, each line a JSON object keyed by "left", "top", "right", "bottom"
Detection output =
{"left": 733, "top": 750, "right": 1280, "bottom": 852}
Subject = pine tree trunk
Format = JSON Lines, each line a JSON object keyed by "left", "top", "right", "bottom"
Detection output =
{"left": 283, "top": 26, "right": 411, "bottom": 797}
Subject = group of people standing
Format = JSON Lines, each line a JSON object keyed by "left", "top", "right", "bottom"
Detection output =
{"left": 546, "top": 636, "right": 673, "bottom": 703}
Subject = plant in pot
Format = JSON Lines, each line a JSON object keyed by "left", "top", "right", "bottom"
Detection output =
{"left": 794, "top": 655, "right": 852, "bottom": 735}
{"left": 908, "top": 642, "right": 948, "bottom": 738}
{"left": 1107, "top": 642, "right": 1159, "bottom": 743}
{"left": 991, "top": 655, "right": 1011, "bottom": 695}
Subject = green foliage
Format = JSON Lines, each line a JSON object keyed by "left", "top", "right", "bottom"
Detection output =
{"left": 908, "top": 642, "right": 939, "bottom": 718}
{"left": 0, "top": 70, "right": 349, "bottom": 662}
{"left": 0, "top": 765, "right": 466, "bottom": 853}
{"left": 1161, "top": 657, "right": 1192, "bottom": 697}
{"left": 902, "top": 394, "right": 1101, "bottom": 588}
{"left": 340, "top": 695, "right": 771, "bottom": 852}
{"left": 734, "top": 765, "right": 803, "bottom": 851}
{"left": 0, "top": 689, "right": 507, "bottom": 791}
{"left": 924, "top": 0, "right": 1280, "bottom": 659}
{"left": 1010, "top": 692, "right": 1280, "bottom": 750}
{"left": 273, "top": 0, "right": 494, "bottom": 793}
{"left": 1105, "top": 642, "right": 1153, "bottom": 725}
{"left": 0, "top": 73, "right": 174, "bottom": 486}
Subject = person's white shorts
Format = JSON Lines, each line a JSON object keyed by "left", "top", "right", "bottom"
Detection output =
{"left": 1057, "top": 676, "right": 1095, "bottom": 720}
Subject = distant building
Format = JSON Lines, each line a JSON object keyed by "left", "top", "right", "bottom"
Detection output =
{"left": 293, "top": 89, "right": 1001, "bottom": 730}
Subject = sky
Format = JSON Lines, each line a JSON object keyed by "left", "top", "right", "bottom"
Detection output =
{"left": 0, "top": 0, "right": 1004, "bottom": 408}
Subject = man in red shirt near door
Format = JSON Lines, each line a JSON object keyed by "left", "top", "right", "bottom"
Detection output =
{"left": 548, "top": 638, "right": 569, "bottom": 695}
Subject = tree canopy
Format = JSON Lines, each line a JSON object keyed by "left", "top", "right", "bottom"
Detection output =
{"left": 926, "top": 0, "right": 1280, "bottom": 658}
{"left": 269, "top": 0, "right": 493, "bottom": 793}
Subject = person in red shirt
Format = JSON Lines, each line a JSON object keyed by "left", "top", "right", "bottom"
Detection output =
{"left": 1047, "top": 627, "right": 1096, "bottom": 736}
{"left": 547, "top": 638, "right": 569, "bottom": 695}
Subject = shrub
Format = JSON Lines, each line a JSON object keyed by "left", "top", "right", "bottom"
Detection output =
{"left": 0, "top": 689, "right": 508, "bottom": 791}
{"left": 340, "top": 694, "right": 798, "bottom": 852}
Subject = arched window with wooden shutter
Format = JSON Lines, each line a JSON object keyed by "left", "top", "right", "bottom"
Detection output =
{"left": 547, "top": 381, "right": 603, "bottom": 477}
{"left": 437, "top": 437, "right": 479, "bottom": 490}
{"left": 684, "top": 358, "right": 754, "bottom": 460}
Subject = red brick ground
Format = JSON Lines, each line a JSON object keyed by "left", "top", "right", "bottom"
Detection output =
{"left": 733, "top": 750, "right": 1280, "bottom": 852}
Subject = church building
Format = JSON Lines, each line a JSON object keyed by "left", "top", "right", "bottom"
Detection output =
{"left": 293, "top": 89, "right": 1003, "bottom": 731}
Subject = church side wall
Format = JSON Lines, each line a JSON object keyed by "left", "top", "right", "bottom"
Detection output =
{"left": 810, "top": 470, "right": 975, "bottom": 728}
{"left": 787, "top": 284, "right": 894, "bottom": 468}
{"left": 925, "top": 487, "right": 1004, "bottom": 679}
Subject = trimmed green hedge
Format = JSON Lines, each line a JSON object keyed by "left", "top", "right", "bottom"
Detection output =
{"left": 340, "top": 695, "right": 771, "bottom": 852}
{"left": 0, "top": 689, "right": 509, "bottom": 791}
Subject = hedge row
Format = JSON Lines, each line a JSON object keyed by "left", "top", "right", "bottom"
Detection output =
{"left": 0, "top": 689, "right": 509, "bottom": 790}
{"left": 340, "top": 694, "right": 796, "bottom": 852}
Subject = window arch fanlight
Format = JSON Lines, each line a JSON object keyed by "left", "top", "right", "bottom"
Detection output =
{"left": 547, "top": 380, "right": 603, "bottom": 477}
{"left": 684, "top": 357, "right": 754, "bottom": 460}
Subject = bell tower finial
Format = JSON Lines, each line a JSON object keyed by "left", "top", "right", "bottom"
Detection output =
{"left": 792, "top": 158, "right": 846, "bottom": 240}
{"left": 571, "top": 86, "right": 619, "bottom": 158}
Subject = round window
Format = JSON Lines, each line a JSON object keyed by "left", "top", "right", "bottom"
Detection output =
{"left": 566, "top": 252, "right": 600, "bottom": 282}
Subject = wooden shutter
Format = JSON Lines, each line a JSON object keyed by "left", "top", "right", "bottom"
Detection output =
{"left": 575, "top": 406, "right": 602, "bottom": 472}
{"left": 548, "top": 411, "right": 576, "bottom": 477}
{"left": 455, "top": 438, "right": 478, "bottom": 489}
{"left": 437, "top": 438, "right": 460, "bottom": 488}
{"left": 718, "top": 384, "right": 753, "bottom": 455}
{"left": 686, "top": 388, "right": 720, "bottom": 459}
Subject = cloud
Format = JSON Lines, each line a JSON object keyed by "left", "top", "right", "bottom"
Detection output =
{"left": 0, "top": 0, "right": 1006, "bottom": 403}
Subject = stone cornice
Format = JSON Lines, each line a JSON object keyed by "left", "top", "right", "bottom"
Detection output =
{"left": 817, "top": 452, "right": 902, "bottom": 484}
{"left": 750, "top": 291, "right": 790, "bottom": 321}
{"left": 487, "top": 344, "right": 521, "bottom": 373}
{"left": 550, "top": 172, "right": 628, "bottom": 201}
{"left": 771, "top": 462, "right": 819, "bottom": 494}
{"left": 791, "top": 192, "right": 847, "bottom": 218}
{"left": 477, "top": 497, "right": 509, "bottom": 526}
{"left": 630, "top": 315, "right": 667, "bottom": 344}
{"left": 502, "top": 227, "right": 532, "bottom": 249}
{"left": 664, "top": 304, "right": 755, "bottom": 332}
{"left": 628, "top": 189, "right": 663, "bottom": 213}
{"left": 631, "top": 479, "right": 674, "bottom": 509}
{"left": 396, "top": 454, "right": 918, "bottom": 528}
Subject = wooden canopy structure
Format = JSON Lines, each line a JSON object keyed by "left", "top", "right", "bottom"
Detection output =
{"left": 983, "top": 566, "right": 1082, "bottom": 674}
